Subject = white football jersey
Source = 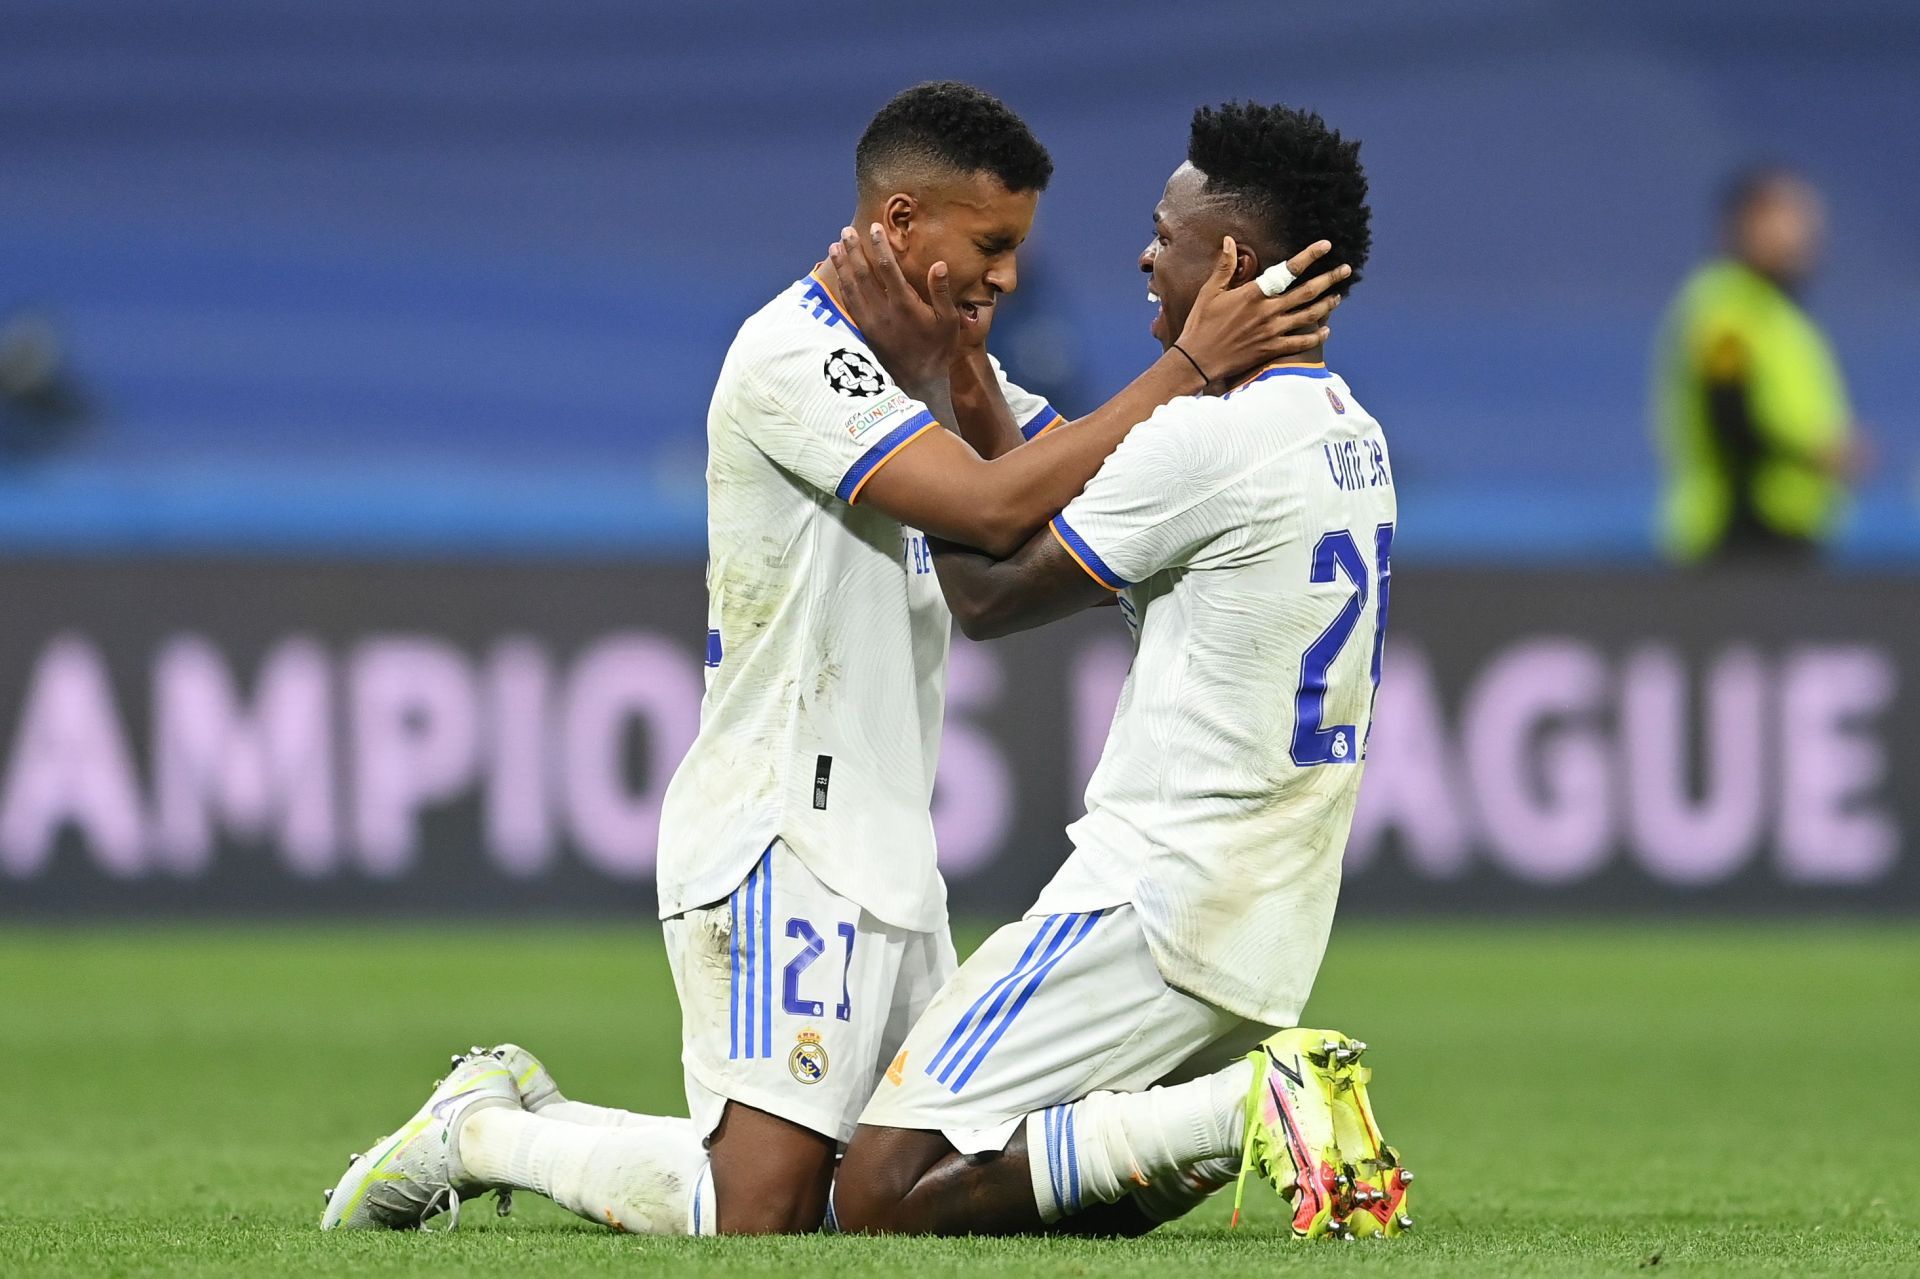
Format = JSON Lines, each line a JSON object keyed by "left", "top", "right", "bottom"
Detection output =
{"left": 656, "top": 270, "right": 1059, "bottom": 932}
{"left": 1030, "top": 363, "right": 1396, "bottom": 1025}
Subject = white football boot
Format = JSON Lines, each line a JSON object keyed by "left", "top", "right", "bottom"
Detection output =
{"left": 474, "top": 1042, "right": 564, "bottom": 1112}
{"left": 319, "top": 1052, "right": 520, "bottom": 1230}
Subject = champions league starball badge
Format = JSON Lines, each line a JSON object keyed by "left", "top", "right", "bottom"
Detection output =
{"left": 823, "top": 348, "right": 885, "bottom": 397}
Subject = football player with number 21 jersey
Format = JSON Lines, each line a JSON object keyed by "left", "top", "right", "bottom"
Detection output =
{"left": 831, "top": 101, "right": 1412, "bottom": 1242}
{"left": 320, "top": 82, "right": 1345, "bottom": 1237}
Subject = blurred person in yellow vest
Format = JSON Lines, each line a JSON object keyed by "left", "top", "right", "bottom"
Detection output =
{"left": 1653, "top": 167, "right": 1861, "bottom": 565}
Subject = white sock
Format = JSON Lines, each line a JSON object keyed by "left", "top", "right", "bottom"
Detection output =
{"left": 1026, "top": 1058, "right": 1254, "bottom": 1223}
{"left": 513, "top": 1065, "right": 656, "bottom": 1130}
{"left": 458, "top": 1107, "right": 708, "bottom": 1235}
{"left": 1129, "top": 1154, "right": 1241, "bottom": 1223}
{"left": 535, "top": 1100, "right": 662, "bottom": 1128}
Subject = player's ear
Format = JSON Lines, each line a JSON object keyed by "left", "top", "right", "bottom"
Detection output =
{"left": 1232, "top": 241, "right": 1259, "bottom": 288}
{"left": 882, "top": 193, "right": 915, "bottom": 255}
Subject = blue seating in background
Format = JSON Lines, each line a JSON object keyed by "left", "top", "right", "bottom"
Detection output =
{"left": 2, "top": 0, "right": 1914, "bottom": 560}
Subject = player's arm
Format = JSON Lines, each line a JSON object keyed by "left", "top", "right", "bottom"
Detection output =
{"left": 945, "top": 314, "right": 1066, "bottom": 459}
{"left": 854, "top": 355, "right": 1198, "bottom": 557}
{"left": 928, "top": 528, "right": 1115, "bottom": 640}
{"left": 947, "top": 349, "right": 1026, "bottom": 459}
{"left": 734, "top": 309, "right": 1086, "bottom": 536}
{"left": 827, "top": 227, "right": 1341, "bottom": 557}
{"left": 932, "top": 397, "right": 1230, "bottom": 637}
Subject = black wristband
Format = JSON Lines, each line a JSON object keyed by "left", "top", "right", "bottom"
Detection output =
{"left": 1171, "top": 343, "right": 1211, "bottom": 387}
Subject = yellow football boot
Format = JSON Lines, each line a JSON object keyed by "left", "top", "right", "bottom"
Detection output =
{"left": 1230, "top": 1027, "right": 1352, "bottom": 1238}
{"left": 1308, "top": 1031, "right": 1413, "bottom": 1237}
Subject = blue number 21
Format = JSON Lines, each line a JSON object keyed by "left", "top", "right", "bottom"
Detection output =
{"left": 1290, "top": 522, "right": 1393, "bottom": 767}
{"left": 783, "top": 917, "right": 855, "bottom": 1020}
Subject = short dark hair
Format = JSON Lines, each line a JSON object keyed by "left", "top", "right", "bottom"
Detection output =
{"left": 856, "top": 81, "right": 1053, "bottom": 195}
{"left": 1718, "top": 163, "right": 1801, "bottom": 227}
{"left": 1188, "top": 101, "right": 1371, "bottom": 295}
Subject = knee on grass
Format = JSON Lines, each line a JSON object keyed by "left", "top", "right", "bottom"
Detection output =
{"left": 828, "top": 1128, "right": 962, "bottom": 1235}
{"left": 826, "top": 1171, "right": 911, "bottom": 1235}
{"left": 712, "top": 1163, "right": 833, "bottom": 1234}
{"left": 720, "top": 1196, "right": 827, "bottom": 1235}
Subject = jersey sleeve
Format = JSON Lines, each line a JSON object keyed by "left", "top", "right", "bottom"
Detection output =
{"left": 987, "top": 353, "right": 1066, "bottom": 441}
{"left": 1049, "top": 399, "right": 1237, "bottom": 589}
{"left": 741, "top": 325, "right": 940, "bottom": 504}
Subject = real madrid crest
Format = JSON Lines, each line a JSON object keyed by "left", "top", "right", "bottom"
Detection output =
{"left": 789, "top": 1030, "right": 829, "bottom": 1085}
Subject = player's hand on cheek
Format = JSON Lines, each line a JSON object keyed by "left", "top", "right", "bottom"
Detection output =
{"left": 824, "top": 224, "right": 966, "bottom": 398}
{"left": 1176, "top": 238, "right": 1346, "bottom": 389}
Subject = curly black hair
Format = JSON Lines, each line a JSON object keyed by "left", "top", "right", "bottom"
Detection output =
{"left": 1188, "top": 102, "right": 1371, "bottom": 295}
{"left": 856, "top": 81, "right": 1053, "bottom": 195}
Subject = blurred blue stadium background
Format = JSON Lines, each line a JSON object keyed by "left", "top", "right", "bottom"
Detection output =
{"left": 3, "top": 0, "right": 1916, "bottom": 562}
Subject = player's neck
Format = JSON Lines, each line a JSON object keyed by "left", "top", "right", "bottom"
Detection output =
{"left": 1217, "top": 342, "right": 1327, "bottom": 395}
{"left": 847, "top": 204, "right": 890, "bottom": 247}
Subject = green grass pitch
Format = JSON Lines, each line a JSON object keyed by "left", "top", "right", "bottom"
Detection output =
{"left": 1, "top": 919, "right": 1913, "bottom": 1276}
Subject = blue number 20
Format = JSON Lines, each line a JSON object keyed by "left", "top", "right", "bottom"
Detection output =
{"left": 1290, "top": 522, "right": 1393, "bottom": 767}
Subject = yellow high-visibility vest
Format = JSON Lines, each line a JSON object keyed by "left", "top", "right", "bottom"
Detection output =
{"left": 1652, "top": 260, "right": 1851, "bottom": 559}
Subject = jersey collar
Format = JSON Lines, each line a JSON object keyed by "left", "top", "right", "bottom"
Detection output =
{"left": 1225, "top": 360, "right": 1332, "bottom": 396}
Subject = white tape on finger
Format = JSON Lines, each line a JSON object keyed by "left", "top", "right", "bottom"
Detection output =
{"left": 1255, "top": 263, "right": 1297, "bottom": 297}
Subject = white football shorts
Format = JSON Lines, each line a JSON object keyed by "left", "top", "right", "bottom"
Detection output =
{"left": 859, "top": 903, "right": 1274, "bottom": 1153}
{"left": 663, "top": 839, "right": 956, "bottom": 1145}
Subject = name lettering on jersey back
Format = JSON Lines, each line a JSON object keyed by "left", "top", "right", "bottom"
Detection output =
{"left": 800, "top": 277, "right": 858, "bottom": 333}
{"left": 903, "top": 533, "right": 933, "bottom": 575}
{"left": 1323, "top": 436, "right": 1392, "bottom": 491}
{"left": 845, "top": 390, "right": 912, "bottom": 443}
